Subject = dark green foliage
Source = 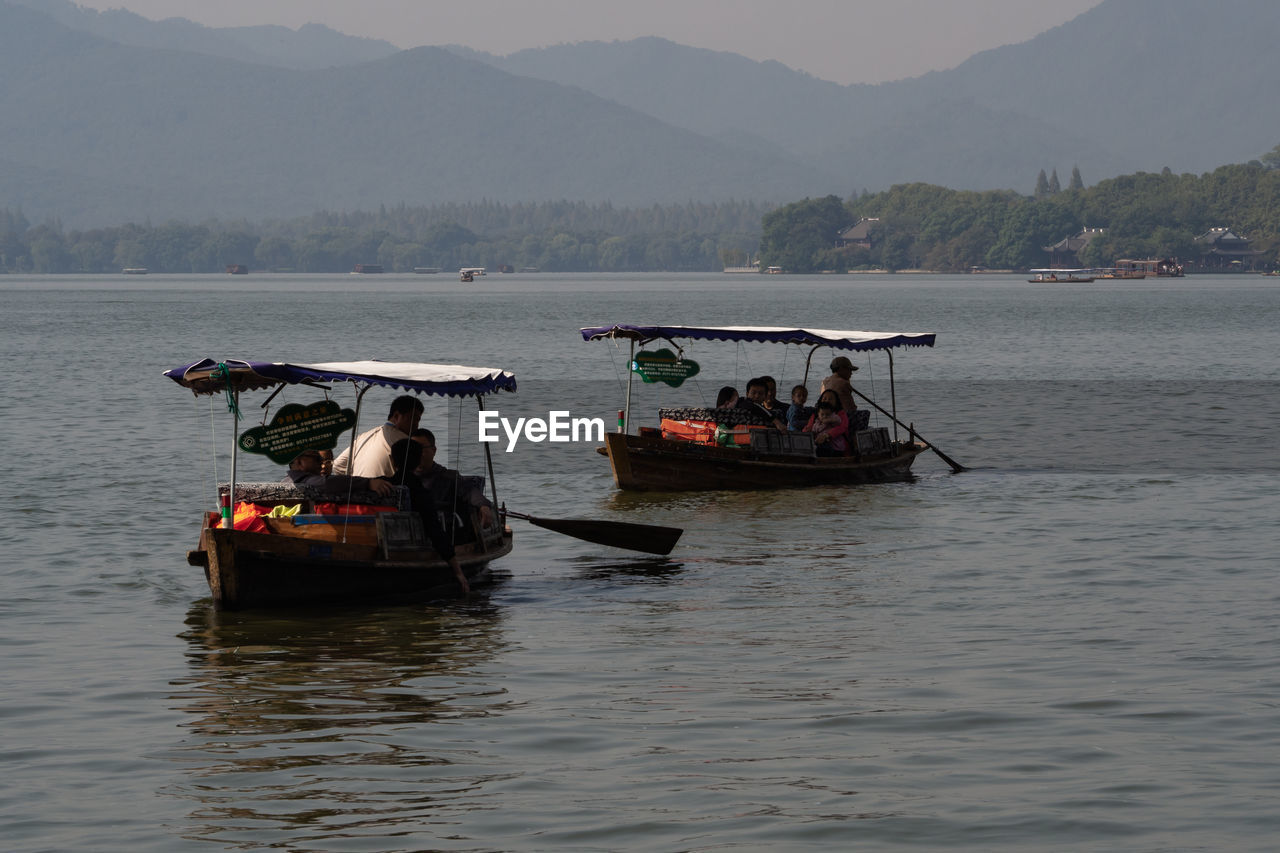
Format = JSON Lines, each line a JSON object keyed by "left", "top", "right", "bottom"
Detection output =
{"left": 7, "top": 153, "right": 1280, "bottom": 274}
{"left": 758, "top": 196, "right": 852, "bottom": 273}
{"left": 0, "top": 200, "right": 770, "bottom": 273}
{"left": 760, "top": 156, "right": 1280, "bottom": 272}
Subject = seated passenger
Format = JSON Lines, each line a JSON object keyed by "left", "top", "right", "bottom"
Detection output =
{"left": 786, "top": 384, "right": 813, "bottom": 432}
{"left": 712, "top": 386, "right": 742, "bottom": 446}
{"left": 736, "top": 376, "right": 787, "bottom": 430}
{"left": 411, "top": 428, "right": 494, "bottom": 538}
{"left": 331, "top": 394, "right": 424, "bottom": 477}
{"left": 282, "top": 449, "right": 395, "bottom": 497}
{"left": 761, "top": 375, "right": 787, "bottom": 412}
{"left": 804, "top": 390, "right": 850, "bottom": 457}
{"left": 387, "top": 439, "right": 470, "bottom": 594}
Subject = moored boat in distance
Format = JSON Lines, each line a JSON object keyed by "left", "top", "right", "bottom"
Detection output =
{"left": 1028, "top": 268, "right": 1096, "bottom": 282}
{"left": 413, "top": 267, "right": 441, "bottom": 274}
{"left": 352, "top": 264, "right": 384, "bottom": 274}
{"left": 165, "top": 358, "right": 518, "bottom": 609}
{"left": 460, "top": 267, "right": 486, "bottom": 282}
{"left": 1114, "top": 258, "right": 1185, "bottom": 277}
{"left": 225, "top": 264, "right": 248, "bottom": 275}
{"left": 581, "top": 324, "right": 960, "bottom": 491}
{"left": 121, "top": 267, "right": 148, "bottom": 274}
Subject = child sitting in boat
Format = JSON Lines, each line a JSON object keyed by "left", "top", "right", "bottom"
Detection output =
{"left": 805, "top": 391, "right": 849, "bottom": 457}
{"left": 786, "top": 384, "right": 812, "bottom": 432}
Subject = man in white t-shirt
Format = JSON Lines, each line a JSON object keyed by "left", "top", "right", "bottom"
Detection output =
{"left": 332, "top": 395, "right": 424, "bottom": 477}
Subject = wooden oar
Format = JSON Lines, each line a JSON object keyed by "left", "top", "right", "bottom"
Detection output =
{"left": 848, "top": 388, "right": 968, "bottom": 473}
{"left": 504, "top": 509, "right": 683, "bottom": 555}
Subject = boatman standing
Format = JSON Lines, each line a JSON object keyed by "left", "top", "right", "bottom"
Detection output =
{"left": 332, "top": 395, "right": 424, "bottom": 477}
{"left": 820, "top": 356, "right": 859, "bottom": 417}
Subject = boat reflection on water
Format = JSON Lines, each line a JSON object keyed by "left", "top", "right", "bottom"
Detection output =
{"left": 167, "top": 595, "right": 512, "bottom": 841}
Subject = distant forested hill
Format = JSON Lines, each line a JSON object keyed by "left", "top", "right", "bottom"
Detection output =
{"left": 3, "top": 0, "right": 1279, "bottom": 227}
{"left": 0, "top": 2, "right": 829, "bottom": 225}
{"left": 10, "top": 0, "right": 401, "bottom": 68}
{"left": 469, "top": 0, "right": 1280, "bottom": 194}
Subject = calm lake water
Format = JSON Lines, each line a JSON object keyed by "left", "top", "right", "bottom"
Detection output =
{"left": 2, "top": 273, "right": 1279, "bottom": 851}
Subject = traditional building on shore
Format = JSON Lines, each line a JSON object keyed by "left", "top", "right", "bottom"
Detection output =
{"left": 1042, "top": 227, "right": 1105, "bottom": 267}
{"left": 1195, "top": 227, "right": 1262, "bottom": 270}
{"left": 836, "top": 218, "right": 880, "bottom": 250}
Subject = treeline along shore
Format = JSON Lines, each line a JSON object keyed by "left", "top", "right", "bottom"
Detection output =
{"left": 0, "top": 201, "right": 769, "bottom": 275}
{"left": 3, "top": 155, "right": 1279, "bottom": 275}
{"left": 761, "top": 157, "right": 1280, "bottom": 274}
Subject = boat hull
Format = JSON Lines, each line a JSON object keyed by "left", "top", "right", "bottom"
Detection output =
{"left": 188, "top": 523, "right": 512, "bottom": 609}
{"left": 602, "top": 432, "right": 924, "bottom": 491}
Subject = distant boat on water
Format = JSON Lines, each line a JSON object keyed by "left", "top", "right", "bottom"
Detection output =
{"left": 1027, "top": 268, "right": 1095, "bottom": 283}
{"left": 413, "top": 267, "right": 441, "bottom": 274}
{"left": 352, "top": 264, "right": 384, "bottom": 274}
{"left": 225, "top": 264, "right": 248, "bottom": 275}
{"left": 723, "top": 257, "right": 760, "bottom": 274}
{"left": 121, "top": 267, "right": 148, "bottom": 275}
{"left": 1113, "top": 258, "right": 1184, "bottom": 277}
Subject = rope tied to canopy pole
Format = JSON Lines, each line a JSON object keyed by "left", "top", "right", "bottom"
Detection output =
{"left": 211, "top": 362, "right": 243, "bottom": 421}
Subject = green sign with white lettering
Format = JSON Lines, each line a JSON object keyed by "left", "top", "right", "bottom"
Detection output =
{"left": 237, "top": 400, "right": 358, "bottom": 464}
{"left": 631, "top": 348, "right": 701, "bottom": 388}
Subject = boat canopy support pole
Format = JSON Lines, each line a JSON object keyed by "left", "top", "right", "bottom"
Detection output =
{"left": 887, "top": 349, "right": 898, "bottom": 442}
{"left": 347, "top": 385, "right": 371, "bottom": 467}
{"left": 225, "top": 388, "right": 240, "bottom": 528}
{"left": 623, "top": 338, "right": 635, "bottom": 434}
{"left": 335, "top": 383, "right": 373, "bottom": 543}
{"left": 478, "top": 395, "right": 499, "bottom": 511}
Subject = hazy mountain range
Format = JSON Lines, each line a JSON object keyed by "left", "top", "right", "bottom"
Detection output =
{"left": 3, "top": 0, "right": 1278, "bottom": 226}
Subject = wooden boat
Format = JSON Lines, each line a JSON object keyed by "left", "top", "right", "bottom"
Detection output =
{"left": 600, "top": 430, "right": 924, "bottom": 490}
{"left": 580, "top": 324, "right": 957, "bottom": 492}
{"left": 1115, "top": 258, "right": 1185, "bottom": 277}
{"left": 165, "top": 359, "right": 518, "bottom": 609}
{"left": 1028, "top": 268, "right": 1095, "bottom": 283}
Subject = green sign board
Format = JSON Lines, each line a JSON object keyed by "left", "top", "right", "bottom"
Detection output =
{"left": 238, "top": 400, "right": 358, "bottom": 464}
{"left": 631, "top": 348, "right": 701, "bottom": 388}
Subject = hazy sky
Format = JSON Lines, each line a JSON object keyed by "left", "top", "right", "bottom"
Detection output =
{"left": 73, "top": 0, "right": 1105, "bottom": 85}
